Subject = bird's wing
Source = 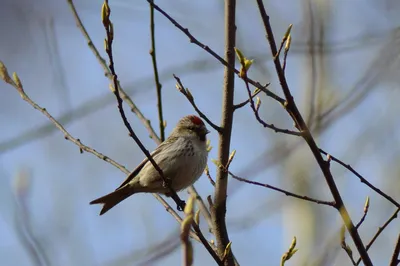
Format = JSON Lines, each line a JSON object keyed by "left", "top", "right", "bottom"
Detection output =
{"left": 115, "top": 139, "right": 174, "bottom": 190}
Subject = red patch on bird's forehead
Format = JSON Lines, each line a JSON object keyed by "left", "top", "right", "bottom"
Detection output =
{"left": 188, "top": 115, "right": 204, "bottom": 125}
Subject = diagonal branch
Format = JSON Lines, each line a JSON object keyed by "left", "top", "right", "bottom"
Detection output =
{"left": 66, "top": 0, "right": 160, "bottom": 143}
{"left": 147, "top": 0, "right": 285, "bottom": 105}
{"left": 390, "top": 234, "right": 400, "bottom": 266}
{"left": 229, "top": 171, "right": 335, "bottom": 206}
{"left": 254, "top": 1, "right": 372, "bottom": 265}
{"left": 233, "top": 88, "right": 263, "bottom": 110}
{"left": 173, "top": 74, "right": 221, "bottom": 133}
{"left": 242, "top": 77, "right": 302, "bottom": 136}
{"left": 355, "top": 207, "right": 400, "bottom": 265}
{"left": 320, "top": 149, "right": 400, "bottom": 209}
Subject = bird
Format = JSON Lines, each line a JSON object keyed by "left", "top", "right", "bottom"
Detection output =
{"left": 90, "top": 115, "right": 210, "bottom": 215}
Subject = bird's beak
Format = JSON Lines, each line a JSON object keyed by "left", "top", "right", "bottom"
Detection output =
{"left": 205, "top": 129, "right": 210, "bottom": 134}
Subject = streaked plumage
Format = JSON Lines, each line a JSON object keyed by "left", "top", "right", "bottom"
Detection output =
{"left": 90, "top": 115, "right": 209, "bottom": 215}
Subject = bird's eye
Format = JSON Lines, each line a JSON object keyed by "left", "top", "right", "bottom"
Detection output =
{"left": 188, "top": 126, "right": 195, "bottom": 131}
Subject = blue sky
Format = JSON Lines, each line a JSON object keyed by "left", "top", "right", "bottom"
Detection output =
{"left": 1, "top": 0, "right": 400, "bottom": 265}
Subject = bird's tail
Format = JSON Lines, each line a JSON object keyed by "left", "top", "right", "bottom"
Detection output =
{"left": 90, "top": 185, "right": 134, "bottom": 215}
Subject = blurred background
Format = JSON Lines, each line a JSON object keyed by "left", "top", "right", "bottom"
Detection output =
{"left": 1, "top": 0, "right": 400, "bottom": 265}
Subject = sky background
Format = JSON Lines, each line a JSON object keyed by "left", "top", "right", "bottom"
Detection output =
{"left": 1, "top": 0, "right": 400, "bottom": 265}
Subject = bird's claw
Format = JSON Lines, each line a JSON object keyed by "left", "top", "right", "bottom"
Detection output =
{"left": 177, "top": 200, "right": 186, "bottom": 211}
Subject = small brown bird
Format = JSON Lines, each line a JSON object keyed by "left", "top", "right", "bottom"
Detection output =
{"left": 90, "top": 115, "right": 209, "bottom": 215}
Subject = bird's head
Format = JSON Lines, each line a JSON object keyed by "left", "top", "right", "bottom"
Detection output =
{"left": 173, "top": 115, "right": 210, "bottom": 141}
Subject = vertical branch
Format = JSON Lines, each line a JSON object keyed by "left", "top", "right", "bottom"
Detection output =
{"left": 149, "top": 0, "right": 165, "bottom": 141}
{"left": 211, "top": 0, "right": 236, "bottom": 265}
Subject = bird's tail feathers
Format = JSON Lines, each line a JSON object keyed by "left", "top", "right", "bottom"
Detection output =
{"left": 90, "top": 185, "right": 134, "bottom": 215}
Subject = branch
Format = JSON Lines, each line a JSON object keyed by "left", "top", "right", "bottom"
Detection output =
{"left": 320, "top": 149, "right": 400, "bottom": 209}
{"left": 173, "top": 74, "right": 221, "bottom": 133}
{"left": 254, "top": 1, "right": 372, "bottom": 265}
{"left": 233, "top": 88, "right": 262, "bottom": 109}
{"left": 149, "top": 0, "right": 165, "bottom": 141}
{"left": 147, "top": 0, "right": 285, "bottom": 105}
{"left": 210, "top": 0, "right": 236, "bottom": 264}
{"left": 241, "top": 76, "right": 302, "bottom": 136}
{"left": 340, "top": 225, "right": 356, "bottom": 266}
{"left": 66, "top": 0, "right": 161, "bottom": 143}
{"left": 355, "top": 197, "right": 370, "bottom": 229}
{"left": 13, "top": 172, "right": 50, "bottom": 266}
{"left": 355, "top": 208, "right": 400, "bottom": 265}
{"left": 229, "top": 171, "right": 335, "bottom": 206}
{"left": 390, "top": 234, "right": 400, "bottom": 266}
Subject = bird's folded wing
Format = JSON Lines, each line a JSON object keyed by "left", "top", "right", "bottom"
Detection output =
{"left": 115, "top": 141, "right": 170, "bottom": 190}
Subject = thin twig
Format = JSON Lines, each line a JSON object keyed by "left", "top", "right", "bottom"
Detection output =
{"left": 355, "top": 207, "right": 399, "bottom": 265}
{"left": 149, "top": 0, "right": 165, "bottom": 141}
{"left": 233, "top": 88, "right": 262, "bottom": 110}
{"left": 66, "top": 0, "right": 160, "bottom": 143}
{"left": 173, "top": 74, "right": 221, "bottom": 132}
{"left": 188, "top": 186, "right": 214, "bottom": 235}
{"left": 229, "top": 171, "right": 335, "bottom": 206}
{"left": 355, "top": 197, "right": 370, "bottom": 229}
{"left": 390, "top": 234, "right": 400, "bottom": 266}
{"left": 320, "top": 149, "right": 400, "bottom": 209}
{"left": 147, "top": 0, "right": 284, "bottom": 105}
{"left": 242, "top": 78, "right": 302, "bottom": 136}
{"left": 205, "top": 165, "right": 216, "bottom": 187}
{"left": 340, "top": 225, "right": 356, "bottom": 265}
{"left": 254, "top": 1, "right": 372, "bottom": 265}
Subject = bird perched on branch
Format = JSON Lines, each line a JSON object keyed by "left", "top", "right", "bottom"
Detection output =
{"left": 90, "top": 115, "right": 210, "bottom": 215}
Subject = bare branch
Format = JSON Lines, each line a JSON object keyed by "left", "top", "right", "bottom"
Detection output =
{"left": 147, "top": 0, "right": 285, "bottom": 105}
{"left": 355, "top": 197, "right": 370, "bottom": 229}
{"left": 233, "top": 88, "right": 262, "bottom": 109}
{"left": 254, "top": 1, "right": 372, "bottom": 264}
{"left": 229, "top": 171, "right": 335, "bottom": 206}
{"left": 390, "top": 234, "right": 400, "bottom": 266}
{"left": 174, "top": 74, "right": 222, "bottom": 133}
{"left": 340, "top": 225, "right": 356, "bottom": 265}
{"left": 149, "top": 0, "right": 165, "bottom": 141}
{"left": 320, "top": 149, "right": 400, "bottom": 209}
{"left": 355, "top": 208, "right": 400, "bottom": 265}
{"left": 66, "top": 0, "right": 160, "bottom": 143}
{"left": 241, "top": 77, "right": 302, "bottom": 136}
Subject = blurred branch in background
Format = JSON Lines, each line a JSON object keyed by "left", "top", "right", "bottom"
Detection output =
{"left": 13, "top": 170, "right": 50, "bottom": 266}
